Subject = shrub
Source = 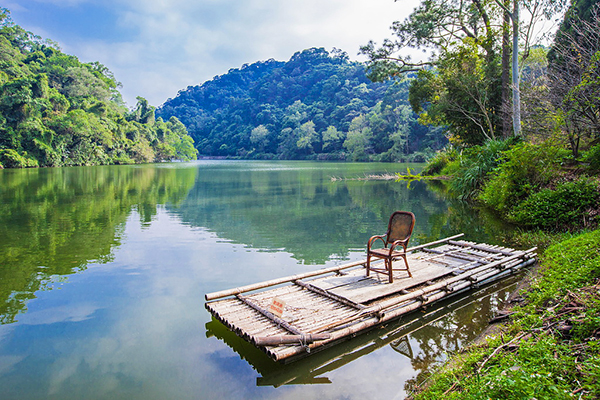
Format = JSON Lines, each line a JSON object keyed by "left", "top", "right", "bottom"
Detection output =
{"left": 509, "top": 177, "right": 600, "bottom": 230}
{"left": 582, "top": 143, "right": 600, "bottom": 173}
{"left": 0, "top": 149, "right": 39, "bottom": 168}
{"left": 421, "top": 145, "right": 459, "bottom": 176}
{"left": 479, "top": 141, "right": 568, "bottom": 213}
{"left": 449, "top": 138, "right": 514, "bottom": 199}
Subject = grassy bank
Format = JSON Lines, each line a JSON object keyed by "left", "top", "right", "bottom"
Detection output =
{"left": 409, "top": 229, "right": 600, "bottom": 399}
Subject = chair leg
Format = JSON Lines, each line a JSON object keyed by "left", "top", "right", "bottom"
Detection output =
{"left": 402, "top": 255, "right": 412, "bottom": 278}
{"left": 366, "top": 253, "right": 371, "bottom": 277}
{"left": 386, "top": 258, "right": 393, "bottom": 283}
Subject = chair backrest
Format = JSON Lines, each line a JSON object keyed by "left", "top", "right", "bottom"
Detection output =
{"left": 386, "top": 211, "right": 415, "bottom": 245}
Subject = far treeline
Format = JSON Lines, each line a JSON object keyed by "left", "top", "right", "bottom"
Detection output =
{"left": 157, "top": 47, "right": 447, "bottom": 162}
{"left": 0, "top": 9, "right": 197, "bottom": 169}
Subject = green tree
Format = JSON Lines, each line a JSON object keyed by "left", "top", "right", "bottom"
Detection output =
{"left": 344, "top": 115, "right": 373, "bottom": 161}
{"left": 157, "top": 47, "right": 445, "bottom": 161}
{"left": 361, "top": 0, "right": 565, "bottom": 144}
{"left": 295, "top": 121, "right": 318, "bottom": 155}
{"left": 250, "top": 124, "right": 270, "bottom": 152}
{"left": 322, "top": 125, "right": 344, "bottom": 152}
{"left": 548, "top": 1, "right": 600, "bottom": 157}
{"left": 0, "top": 9, "right": 196, "bottom": 168}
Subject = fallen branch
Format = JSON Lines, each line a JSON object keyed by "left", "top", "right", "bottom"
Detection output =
{"left": 477, "top": 332, "right": 528, "bottom": 373}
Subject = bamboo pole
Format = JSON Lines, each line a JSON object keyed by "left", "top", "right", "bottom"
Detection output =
{"left": 293, "top": 280, "right": 367, "bottom": 310}
{"left": 205, "top": 260, "right": 368, "bottom": 301}
{"left": 253, "top": 334, "right": 331, "bottom": 347}
{"left": 235, "top": 294, "right": 304, "bottom": 336}
{"left": 448, "top": 240, "right": 515, "bottom": 256}
{"left": 304, "top": 248, "right": 537, "bottom": 335}
{"left": 270, "top": 256, "right": 536, "bottom": 361}
{"left": 205, "top": 233, "right": 465, "bottom": 300}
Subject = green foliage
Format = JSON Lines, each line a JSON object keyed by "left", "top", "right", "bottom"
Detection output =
{"left": 421, "top": 145, "right": 458, "bottom": 176}
{"left": 582, "top": 143, "right": 600, "bottom": 172}
{"left": 478, "top": 141, "right": 569, "bottom": 213}
{"left": 0, "top": 10, "right": 197, "bottom": 168}
{"left": 528, "top": 229, "right": 600, "bottom": 310}
{"left": 157, "top": 47, "right": 446, "bottom": 161}
{"left": 413, "top": 229, "right": 600, "bottom": 400}
{"left": 0, "top": 148, "right": 37, "bottom": 167}
{"left": 444, "top": 138, "right": 514, "bottom": 200}
{"left": 509, "top": 178, "right": 600, "bottom": 230}
{"left": 409, "top": 40, "right": 502, "bottom": 145}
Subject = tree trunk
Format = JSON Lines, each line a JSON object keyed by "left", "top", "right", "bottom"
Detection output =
{"left": 512, "top": 0, "right": 521, "bottom": 136}
{"left": 501, "top": 2, "right": 512, "bottom": 137}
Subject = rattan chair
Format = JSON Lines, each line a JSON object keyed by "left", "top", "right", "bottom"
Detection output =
{"left": 366, "top": 211, "right": 415, "bottom": 283}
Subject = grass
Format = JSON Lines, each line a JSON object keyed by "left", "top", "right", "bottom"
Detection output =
{"left": 409, "top": 229, "right": 600, "bottom": 400}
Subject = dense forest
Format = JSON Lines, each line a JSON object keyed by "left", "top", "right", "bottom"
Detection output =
{"left": 157, "top": 48, "right": 446, "bottom": 161}
{"left": 0, "top": 9, "right": 197, "bottom": 169}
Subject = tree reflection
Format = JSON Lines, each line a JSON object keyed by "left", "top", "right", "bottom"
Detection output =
{"left": 0, "top": 165, "right": 197, "bottom": 324}
{"left": 403, "top": 284, "right": 513, "bottom": 393}
{"left": 173, "top": 164, "right": 514, "bottom": 264}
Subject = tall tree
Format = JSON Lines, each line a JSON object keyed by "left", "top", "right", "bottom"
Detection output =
{"left": 548, "top": 1, "right": 600, "bottom": 157}
{"left": 362, "top": 0, "right": 565, "bottom": 142}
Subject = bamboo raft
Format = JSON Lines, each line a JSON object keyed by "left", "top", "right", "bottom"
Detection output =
{"left": 205, "top": 234, "right": 537, "bottom": 363}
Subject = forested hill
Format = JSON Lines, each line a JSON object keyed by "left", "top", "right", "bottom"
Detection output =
{"left": 157, "top": 48, "right": 446, "bottom": 161}
{"left": 0, "top": 10, "right": 197, "bottom": 169}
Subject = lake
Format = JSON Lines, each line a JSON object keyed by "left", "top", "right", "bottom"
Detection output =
{"left": 0, "top": 161, "right": 521, "bottom": 399}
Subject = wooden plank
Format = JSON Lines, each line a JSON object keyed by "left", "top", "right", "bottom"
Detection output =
{"left": 448, "top": 240, "right": 515, "bottom": 256}
{"left": 293, "top": 280, "right": 367, "bottom": 310}
{"left": 303, "top": 273, "right": 369, "bottom": 291}
{"left": 327, "top": 261, "right": 451, "bottom": 304}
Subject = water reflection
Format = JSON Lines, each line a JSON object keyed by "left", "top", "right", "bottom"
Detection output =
{"left": 0, "top": 165, "right": 197, "bottom": 324}
{"left": 205, "top": 274, "right": 520, "bottom": 390}
{"left": 172, "top": 161, "right": 514, "bottom": 264}
{"left": 0, "top": 161, "right": 522, "bottom": 399}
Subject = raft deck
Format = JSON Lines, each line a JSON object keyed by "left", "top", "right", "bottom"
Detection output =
{"left": 205, "top": 234, "right": 536, "bottom": 362}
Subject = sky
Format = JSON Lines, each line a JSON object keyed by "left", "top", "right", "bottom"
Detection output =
{"left": 6, "top": 0, "right": 422, "bottom": 108}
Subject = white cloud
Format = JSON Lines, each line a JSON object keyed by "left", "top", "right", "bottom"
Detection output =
{"left": 16, "top": 0, "right": 421, "bottom": 106}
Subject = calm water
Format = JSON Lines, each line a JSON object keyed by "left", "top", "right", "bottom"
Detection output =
{"left": 0, "top": 161, "right": 521, "bottom": 399}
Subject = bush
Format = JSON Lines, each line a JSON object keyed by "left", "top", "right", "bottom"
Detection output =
{"left": 421, "top": 145, "right": 459, "bottom": 176}
{"left": 582, "top": 143, "right": 600, "bottom": 173}
{"left": 509, "top": 177, "right": 600, "bottom": 230}
{"left": 479, "top": 141, "right": 568, "bottom": 213}
{"left": 0, "top": 149, "right": 38, "bottom": 168}
{"left": 449, "top": 138, "right": 514, "bottom": 199}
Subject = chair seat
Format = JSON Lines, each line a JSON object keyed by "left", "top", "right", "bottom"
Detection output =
{"left": 369, "top": 248, "right": 405, "bottom": 258}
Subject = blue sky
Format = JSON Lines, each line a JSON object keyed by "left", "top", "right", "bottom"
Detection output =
{"left": 6, "top": 0, "right": 420, "bottom": 107}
